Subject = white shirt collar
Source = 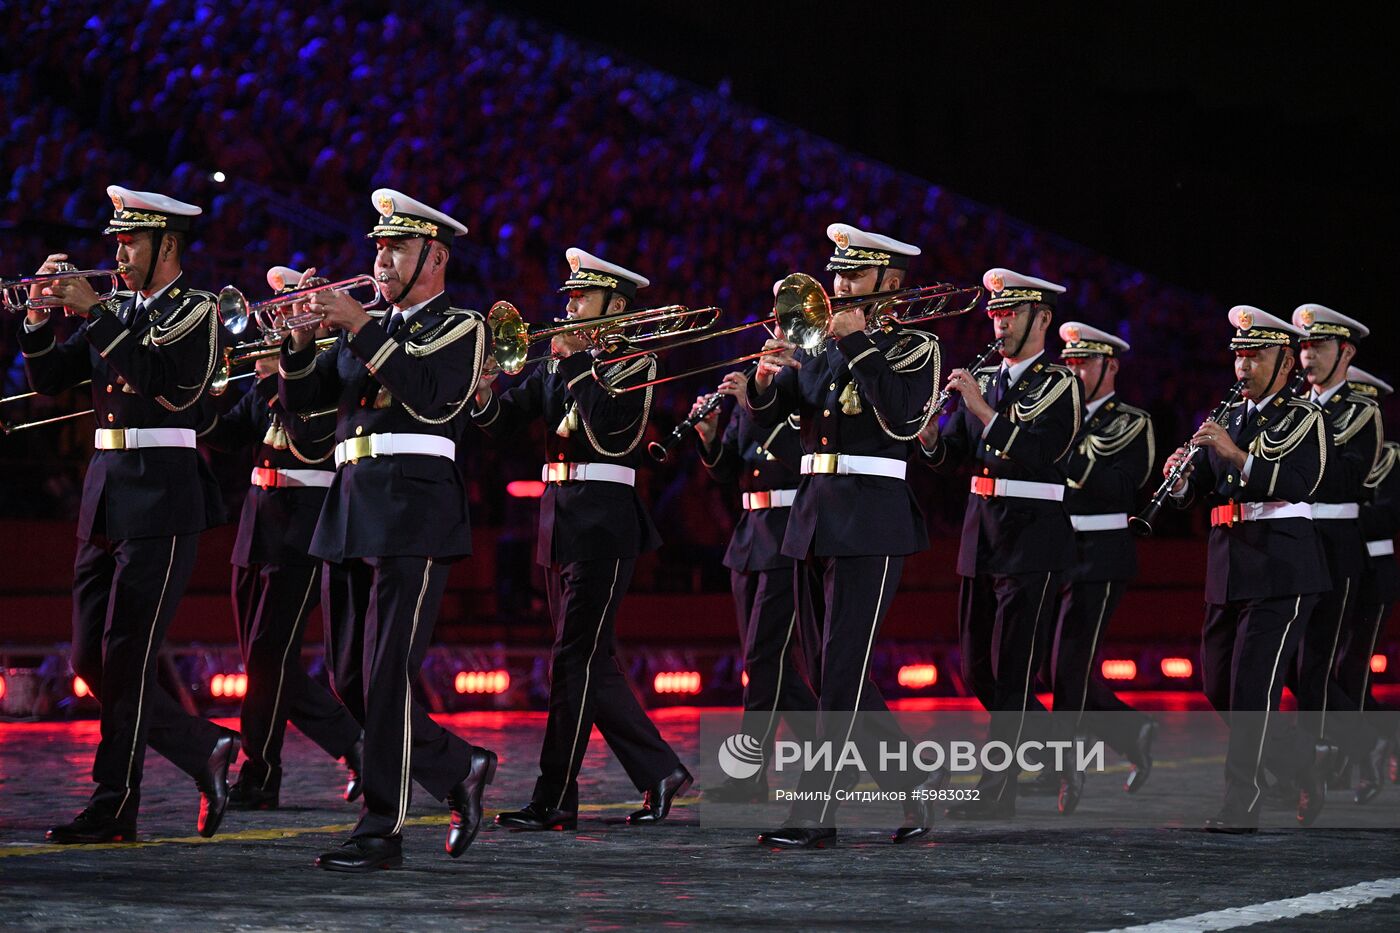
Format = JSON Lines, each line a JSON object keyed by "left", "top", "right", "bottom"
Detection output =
{"left": 1249, "top": 391, "right": 1278, "bottom": 414}
{"left": 138, "top": 272, "right": 181, "bottom": 307}
{"left": 1000, "top": 349, "right": 1045, "bottom": 387}
{"left": 1086, "top": 391, "right": 1116, "bottom": 419}
{"left": 391, "top": 290, "right": 444, "bottom": 323}
{"left": 1311, "top": 380, "right": 1346, "bottom": 407}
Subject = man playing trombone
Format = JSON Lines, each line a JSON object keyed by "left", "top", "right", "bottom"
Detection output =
{"left": 17, "top": 185, "right": 239, "bottom": 844}
{"left": 197, "top": 265, "right": 364, "bottom": 811}
{"left": 749, "top": 224, "right": 941, "bottom": 848}
{"left": 279, "top": 190, "right": 496, "bottom": 871}
{"left": 471, "top": 248, "right": 692, "bottom": 832}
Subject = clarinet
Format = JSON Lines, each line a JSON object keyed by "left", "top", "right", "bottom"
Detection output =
{"left": 1129, "top": 378, "right": 1248, "bottom": 537}
{"left": 648, "top": 363, "right": 759, "bottom": 463}
{"left": 930, "top": 338, "right": 1004, "bottom": 417}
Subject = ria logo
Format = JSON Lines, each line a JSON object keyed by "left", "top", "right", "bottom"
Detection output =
{"left": 717, "top": 733, "right": 764, "bottom": 780}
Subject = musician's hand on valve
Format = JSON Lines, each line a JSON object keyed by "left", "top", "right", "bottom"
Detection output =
{"left": 36, "top": 254, "right": 102, "bottom": 319}
{"left": 550, "top": 330, "right": 591, "bottom": 359}
{"left": 753, "top": 339, "right": 800, "bottom": 393}
{"left": 1191, "top": 419, "right": 1246, "bottom": 470}
{"left": 690, "top": 392, "right": 721, "bottom": 444}
{"left": 715, "top": 369, "right": 748, "bottom": 399}
{"left": 829, "top": 307, "right": 865, "bottom": 339}
{"left": 307, "top": 288, "right": 369, "bottom": 338}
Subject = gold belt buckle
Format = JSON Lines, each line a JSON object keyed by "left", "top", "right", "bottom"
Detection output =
{"left": 342, "top": 436, "right": 374, "bottom": 464}
{"left": 252, "top": 467, "right": 278, "bottom": 488}
{"left": 750, "top": 491, "right": 772, "bottom": 509}
{"left": 809, "top": 453, "right": 839, "bottom": 474}
{"left": 96, "top": 428, "right": 127, "bottom": 450}
{"left": 972, "top": 476, "right": 996, "bottom": 498}
{"left": 545, "top": 462, "right": 572, "bottom": 483}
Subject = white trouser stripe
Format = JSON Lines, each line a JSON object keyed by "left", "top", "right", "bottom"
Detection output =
{"left": 1076, "top": 580, "right": 1116, "bottom": 726}
{"left": 1248, "top": 596, "right": 1302, "bottom": 812}
{"left": 1360, "top": 604, "right": 1386, "bottom": 714}
{"left": 260, "top": 566, "right": 319, "bottom": 790}
{"left": 757, "top": 607, "right": 799, "bottom": 768}
{"left": 1318, "top": 577, "right": 1349, "bottom": 737}
{"left": 1001, "top": 571, "right": 1054, "bottom": 803}
{"left": 393, "top": 559, "right": 433, "bottom": 835}
{"left": 555, "top": 559, "right": 622, "bottom": 812}
{"left": 819, "top": 556, "right": 891, "bottom": 822}
{"left": 115, "top": 536, "right": 179, "bottom": 820}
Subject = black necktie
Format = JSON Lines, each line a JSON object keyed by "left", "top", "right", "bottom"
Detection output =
{"left": 386, "top": 311, "right": 405, "bottom": 337}
{"left": 993, "top": 367, "right": 1011, "bottom": 407}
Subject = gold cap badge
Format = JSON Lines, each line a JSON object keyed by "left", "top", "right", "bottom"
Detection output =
{"left": 1299, "top": 308, "right": 1315, "bottom": 326}
{"left": 375, "top": 193, "right": 394, "bottom": 216}
{"left": 568, "top": 253, "right": 581, "bottom": 273}
{"left": 989, "top": 272, "right": 1004, "bottom": 292}
{"left": 1065, "top": 325, "right": 1081, "bottom": 343}
{"left": 110, "top": 193, "right": 124, "bottom": 211}
{"left": 1238, "top": 309, "right": 1253, "bottom": 329}
{"left": 834, "top": 231, "right": 850, "bottom": 249}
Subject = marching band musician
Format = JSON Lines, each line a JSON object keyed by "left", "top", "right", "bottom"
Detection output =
{"left": 749, "top": 224, "right": 942, "bottom": 848}
{"left": 279, "top": 190, "right": 497, "bottom": 872}
{"left": 691, "top": 298, "right": 818, "bottom": 803}
{"left": 196, "top": 265, "right": 363, "bottom": 811}
{"left": 472, "top": 248, "right": 693, "bottom": 833}
{"left": 1334, "top": 367, "right": 1398, "bottom": 795}
{"left": 1045, "top": 322, "right": 1156, "bottom": 813}
{"left": 19, "top": 186, "right": 238, "bottom": 843}
{"left": 1165, "top": 306, "right": 1330, "bottom": 832}
{"left": 918, "top": 268, "right": 1081, "bottom": 820}
{"left": 1291, "top": 305, "right": 1386, "bottom": 804}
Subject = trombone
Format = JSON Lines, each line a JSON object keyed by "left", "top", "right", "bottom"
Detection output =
{"left": 590, "top": 272, "right": 983, "bottom": 396}
{"left": 218, "top": 275, "right": 382, "bottom": 340}
{"left": 2, "top": 264, "right": 124, "bottom": 314}
{"left": 486, "top": 300, "right": 720, "bottom": 376}
{"left": 209, "top": 337, "right": 339, "bottom": 396}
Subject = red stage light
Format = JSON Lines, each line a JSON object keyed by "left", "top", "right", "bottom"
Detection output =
{"left": 73, "top": 676, "right": 92, "bottom": 698}
{"left": 740, "top": 670, "right": 749, "bottom": 688}
{"left": 1373, "top": 654, "right": 1388, "bottom": 675}
{"left": 506, "top": 480, "right": 547, "bottom": 499}
{"left": 653, "top": 671, "right": 702, "bottom": 695}
{"left": 210, "top": 673, "right": 247, "bottom": 699}
{"left": 454, "top": 670, "right": 511, "bottom": 695}
{"left": 1101, "top": 659, "right": 1137, "bottom": 681}
{"left": 1160, "top": 657, "right": 1194, "bottom": 679}
{"left": 0, "top": 673, "right": 6, "bottom": 701}
{"left": 897, "top": 663, "right": 939, "bottom": 689}
{"left": 232, "top": 673, "right": 248, "bottom": 698}
{"left": 211, "top": 674, "right": 225, "bottom": 698}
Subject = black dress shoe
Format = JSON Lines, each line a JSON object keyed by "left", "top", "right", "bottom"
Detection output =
{"left": 46, "top": 808, "right": 137, "bottom": 844}
{"left": 228, "top": 767, "right": 280, "bottom": 811}
{"left": 1298, "top": 744, "right": 1332, "bottom": 827}
{"left": 445, "top": 747, "right": 498, "bottom": 857}
{"left": 758, "top": 824, "right": 837, "bottom": 848}
{"left": 343, "top": 734, "right": 365, "bottom": 803}
{"left": 704, "top": 776, "right": 769, "bottom": 804}
{"left": 496, "top": 801, "right": 578, "bottom": 831}
{"left": 892, "top": 797, "right": 934, "bottom": 844}
{"left": 627, "top": 765, "right": 694, "bottom": 825}
{"left": 1203, "top": 809, "right": 1258, "bottom": 834}
{"left": 1058, "top": 768, "right": 1086, "bottom": 815}
{"left": 197, "top": 730, "right": 241, "bottom": 838}
{"left": 1124, "top": 719, "right": 1157, "bottom": 794}
{"left": 315, "top": 835, "right": 403, "bottom": 872}
{"left": 1355, "top": 737, "right": 1387, "bottom": 805}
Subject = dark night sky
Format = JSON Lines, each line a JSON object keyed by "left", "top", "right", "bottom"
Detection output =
{"left": 499, "top": 1, "right": 1397, "bottom": 361}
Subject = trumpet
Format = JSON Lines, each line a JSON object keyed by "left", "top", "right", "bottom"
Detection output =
{"left": 218, "top": 275, "right": 381, "bottom": 340}
{"left": 2, "top": 264, "right": 124, "bottom": 313}
{"left": 209, "top": 337, "right": 339, "bottom": 396}
{"left": 592, "top": 272, "right": 983, "bottom": 396}
{"left": 1130, "top": 379, "right": 1248, "bottom": 537}
{"left": 486, "top": 300, "right": 720, "bottom": 376}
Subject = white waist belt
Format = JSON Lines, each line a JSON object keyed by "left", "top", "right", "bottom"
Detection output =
{"left": 1213, "top": 501, "right": 1314, "bottom": 524}
{"left": 541, "top": 462, "right": 637, "bottom": 485}
{"left": 1368, "top": 539, "right": 1395, "bottom": 557}
{"left": 970, "top": 476, "right": 1065, "bottom": 501}
{"left": 800, "top": 453, "right": 906, "bottom": 480}
{"left": 1312, "top": 502, "right": 1360, "bottom": 520}
{"left": 250, "top": 467, "right": 334, "bottom": 489}
{"left": 333, "top": 433, "right": 456, "bottom": 468}
{"left": 742, "top": 489, "right": 797, "bottom": 510}
{"left": 1070, "top": 513, "right": 1129, "bottom": 532}
{"left": 94, "top": 427, "right": 196, "bottom": 450}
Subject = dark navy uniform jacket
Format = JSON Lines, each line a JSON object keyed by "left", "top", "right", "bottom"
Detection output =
{"left": 471, "top": 343, "right": 662, "bottom": 566}
{"left": 926, "top": 353, "right": 1081, "bottom": 577}
{"left": 200, "top": 374, "right": 337, "bottom": 567}
{"left": 699, "top": 402, "right": 803, "bottom": 573}
{"left": 18, "top": 283, "right": 224, "bottom": 540}
{"left": 1174, "top": 393, "right": 1331, "bottom": 604}
{"left": 1309, "top": 385, "right": 1384, "bottom": 577}
{"left": 1060, "top": 395, "right": 1155, "bottom": 583}
{"left": 278, "top": 294, "right": 486, "bottom": 562}
{"left": 744, "top": 327, "right": 939, "bottom": 560}
{"left": 1360, "top": 441, "right": 1400, "bottom": 605}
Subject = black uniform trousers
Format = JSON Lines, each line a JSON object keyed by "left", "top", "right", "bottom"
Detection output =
{"left": 730, "top": 566, "right": 818, "bottom": 772}
{"left": 1337, "top": 600, "right": 1397, "bottom": 736}
{"left": 1049, "top": 579, "right": 1150, "bottom": 756}
{"left": 231, "top": 562, "right": 361, "bottom": 789}
{"left": 1202, "top": 594, "right": 1321, "bottom": 815}
{"left": 72, "top": 534, "right": 227, "bottom": 820}
{"left": 959, "top": 570, "right": 1062, "bottom": 804}
{"left": 534, "top": 557, "right": 681, "bottom": 812}
{"left": 790, "top": 554, "right": 910, "bottom": 825}
{"left": 1285, "top": 571, "right": 1374, "bottom": 763}
{"left": 322, "top": 555, "right": 475, "bottom": 839}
